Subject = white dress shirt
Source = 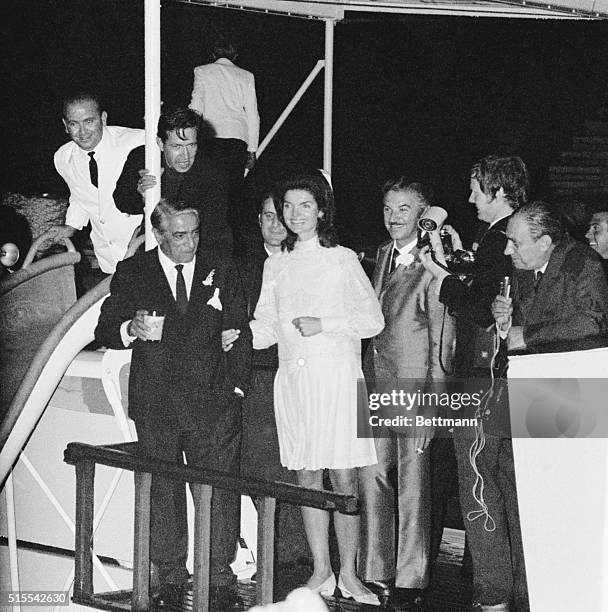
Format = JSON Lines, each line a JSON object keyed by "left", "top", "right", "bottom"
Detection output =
{"left": 120, "top": 251, "right": 196, "bottom": 346}
{"left": 54, "top": 125, "right": 145, "bottom": 273}
{"left": 189, "top": 58, "right": 260, "bottom": 152}
{"left": 392, "top": 238, "right": 418, "bottom": 266}
{"left": 157, "top": 248, "right": 196, "bottom": 300}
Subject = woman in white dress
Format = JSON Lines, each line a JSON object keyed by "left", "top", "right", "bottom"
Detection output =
{"left": 250, "top": 172, "right": 384, "bottom": 605}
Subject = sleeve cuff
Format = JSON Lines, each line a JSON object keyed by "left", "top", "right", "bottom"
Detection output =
{"left": 496, "top": 318, "right": 511, "bottom": 340}
{"left": 120, "top": 320, "right": 137, "bottom": 347}
{"left": 321, "top": 316, "right": 347, "bottom": 333}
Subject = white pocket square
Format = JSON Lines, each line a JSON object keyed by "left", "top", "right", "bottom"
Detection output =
{"left": 207, "top": 287, "right": 222, "bottom": 311}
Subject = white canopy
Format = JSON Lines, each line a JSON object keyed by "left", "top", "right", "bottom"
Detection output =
{"left": 176, "top": 0, "right": 608, "bottom": 20}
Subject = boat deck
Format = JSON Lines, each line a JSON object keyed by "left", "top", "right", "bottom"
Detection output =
{"left": 81, "top": 528, "right": 470, "bottom": 611}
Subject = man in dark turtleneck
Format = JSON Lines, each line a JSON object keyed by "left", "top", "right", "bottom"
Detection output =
{"left": 113, "top": 106, "right": 233, "bottom": 255}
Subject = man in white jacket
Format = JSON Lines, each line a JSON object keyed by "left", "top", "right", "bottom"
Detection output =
{"left": 48, "top": 91, "right": 144, "bottom": 277}
{"left": 189, "top": 35, "right": 260, "bottom": 233}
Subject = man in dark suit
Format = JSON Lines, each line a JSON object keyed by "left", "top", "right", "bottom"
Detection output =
{"left": 95, "top": 198, "right": 251, "bottom": 609}
{"left": 222, "top": 189, "right": 311, "bottom": 580}
{"left": 113, "top": 106, "right": 233, "bottom": 255}
{"left": 359, "top": 179, "right": 455, "bottom": 608}
{"left": 493, "top": 200, "right": 608, "bottom": 353}
{"left": 421, "top": 155, "right": 530, "bottom": 612}
{"left": 230, "top": 190, "right": 287, "bottom": 479}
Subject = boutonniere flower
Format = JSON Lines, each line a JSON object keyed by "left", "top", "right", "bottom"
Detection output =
{"left": 395, "top": 252, "right": 415, "bottom": 268}
{"left": 206, "top": 287, "right": 222, "bottom": 311}
{"left": 202, "top": 269, "right": 215, "bottom": 286}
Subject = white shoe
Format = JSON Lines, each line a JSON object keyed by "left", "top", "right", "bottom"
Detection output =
{"left": 337, "top": 576, "right": 381, "bottom": 606}
{"left": 307, "top": 573, "right": 336, "bottom": 597}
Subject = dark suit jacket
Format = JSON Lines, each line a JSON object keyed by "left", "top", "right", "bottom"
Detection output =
{"left": 113, "top": 146, "right": 233, "bottom": 254}
{"left": 511, "top": 238, "right": 608, "bottom": 353}
{"left": 439, "top": 216, "right": 511, "bottom": 375}
{"left": 234, "top": 240, "right": 278, "bottom": 370}
{"left": 95, "top": 247, "right": 251, "bottom": 427}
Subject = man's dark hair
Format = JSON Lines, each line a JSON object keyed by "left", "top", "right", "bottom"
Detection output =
{"left": 277, "top": 171, "right": 338, "bottom": 252}
{"left": 157, "top": 107, "right": 200, "bottom": 143}
{"left": 211, "top": 34, "right": 238, "bottom": 62}
{"left": 514, "top": 200, "right": 565, "bottom": 246}
{"left": 258, "top": 187, "right": 281, "bottom": 215}
{"left": 471, "top": 155, "right": 529, "bottom": 210}
{"left": 557, "top": 199, "right": 591, "bottom": 243}
{"left": 589, "top": 194, "right": 608, "bottom": 216}
{"left": 381, "top": 176, "right": 435, "bottom": 207}
{"left": 151, "top": 198, "right": 199, "bottom": 231}
{"left": 62, "top": 91, "right": 104, "bottom": 118}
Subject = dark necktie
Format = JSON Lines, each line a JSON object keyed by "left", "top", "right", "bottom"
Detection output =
{"left": 389, "top": 247, "right": 399, "bottom": 274}
{"left": 88, "top": 151, "right": 98, "bottom": 188}
{"left": 175, "top": 264, "right": 188, "bottom": 315}
{"left": 534, "top": 270, "right": 543, "bottom": 292}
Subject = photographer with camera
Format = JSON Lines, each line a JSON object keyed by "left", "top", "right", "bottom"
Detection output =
{"left": 420, "top": 155, "right": 530, "bottom": 612}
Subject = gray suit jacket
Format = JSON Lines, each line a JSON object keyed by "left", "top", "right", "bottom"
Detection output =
{"left": 367, "top": 240, "right": 455, "bottom": 382}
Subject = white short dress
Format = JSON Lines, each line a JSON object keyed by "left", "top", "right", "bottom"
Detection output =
{"left": 251, "top": 237, "right": 384, "bottom": 471}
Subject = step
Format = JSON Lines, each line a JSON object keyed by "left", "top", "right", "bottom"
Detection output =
{"left": 551, "top": 187, "right": 608, "bottom": 197}
{"left": 548, "top": 166, "right": 604, "bottom": 175}
{"left": 560, "top": 151, "right": 608, "bottom": 165}
{"left": 572, "top": 136, "right": 608, "bottom": 151}
{"left": 585, "top": 121, "right": 608, "bottom": 136}
{"left": 549, "top": 183, "right": 605, "bottom": 191}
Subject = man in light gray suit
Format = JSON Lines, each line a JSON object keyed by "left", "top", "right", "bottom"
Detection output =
{"left": 359, "top": 178, "right": 455, "bottom": 608}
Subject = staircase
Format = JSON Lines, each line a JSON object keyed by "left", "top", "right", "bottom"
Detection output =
{"left": 548, "top": 121, "right": 608, "bottom": 205}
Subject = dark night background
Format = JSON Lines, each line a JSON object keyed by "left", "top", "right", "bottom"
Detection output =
{"left": 2, "top": 0, "right": 608, "bottom": 249}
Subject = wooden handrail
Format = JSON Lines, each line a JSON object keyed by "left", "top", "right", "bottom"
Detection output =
{"left": 64, "top": 441, "right": 358, "bottom": 513}
{"left": 64, "top": 440, "right": 358, "bottom": 611}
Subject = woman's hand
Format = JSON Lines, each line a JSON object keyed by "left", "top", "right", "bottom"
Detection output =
{"left": 221, "top": 328, "right": 240, "bottom": 352}
{"left": 292, "top": 316, "right": 322, "bottom": 337}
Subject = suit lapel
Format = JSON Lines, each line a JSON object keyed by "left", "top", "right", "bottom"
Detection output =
{"left": 373, "top": 242, "right": 392, "bottom": 296}
{"left": 148, "top": 249, "right": 177, "bottom": 314}
{"left": 524, "top": 242, "right": 567, "bottom": 323}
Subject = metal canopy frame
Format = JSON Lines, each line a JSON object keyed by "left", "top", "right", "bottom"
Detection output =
{"left": 175, "top": 0, "right": 608, "bottom": 20}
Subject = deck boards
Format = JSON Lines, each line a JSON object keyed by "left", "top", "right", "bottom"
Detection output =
{"left": 77, "top": 528, "right": 471, "bottom": 611}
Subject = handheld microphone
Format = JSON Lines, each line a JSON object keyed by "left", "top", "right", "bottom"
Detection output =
{"left": 500, "top": 276, "right": 511, "bottom": 298}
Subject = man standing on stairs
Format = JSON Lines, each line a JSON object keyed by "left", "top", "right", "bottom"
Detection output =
{"left": 189, "top": 33, "right": 260, "bottom": 239}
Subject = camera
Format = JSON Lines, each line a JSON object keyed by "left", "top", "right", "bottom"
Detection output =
{"left": 440, "top": 228, "right": 476, "bottom": 267}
